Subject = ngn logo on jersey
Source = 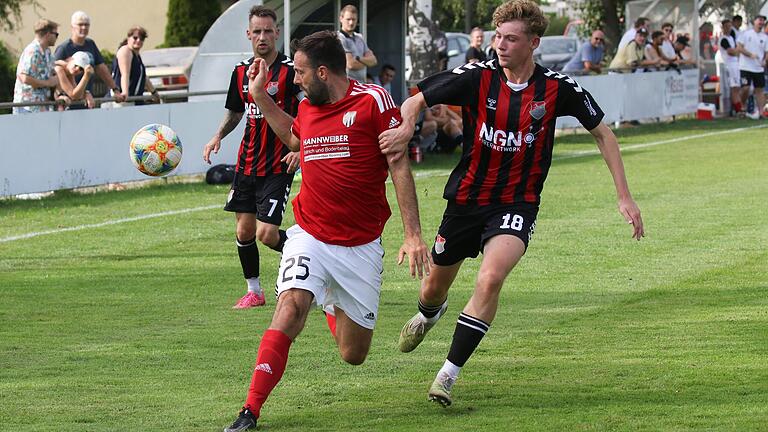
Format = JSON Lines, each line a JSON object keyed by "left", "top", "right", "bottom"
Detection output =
{"left": 342, "top": 111, "right": 357, "bottom": 127}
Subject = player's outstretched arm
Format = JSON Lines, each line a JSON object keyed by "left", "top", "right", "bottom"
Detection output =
{"left": 379, "top": 92, "right": 427, "bottom": 159}
{"left": 203, "top": 110, "right": 243, "bottom": 164}
{"left": 590, "top": 122, "right": 645, "bottom": 240}
{"left": 388, "top": 153, "right": 432, "bottom": 279}
{"left": 247, "top": 59, "right": 300, "bottom": 151}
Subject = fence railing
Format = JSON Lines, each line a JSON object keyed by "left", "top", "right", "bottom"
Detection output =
{"left": 0, "top": 90, "right": 227, "bottom": 110}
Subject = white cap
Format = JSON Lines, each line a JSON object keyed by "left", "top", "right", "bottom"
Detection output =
{"left": 71, "top": 51, "right": 92, "bottom": 68}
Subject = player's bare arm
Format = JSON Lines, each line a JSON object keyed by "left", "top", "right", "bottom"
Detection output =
{"left": 203, "top": 109, "right": 244, "bottom": 164}
{"left": 388, "top": 153, "right": 432, "bottom": 279}
{"left": 247, "top": 58, "right": 301, "bottom": 151}
{"left": 590, "top": 122, "right": 645, "bottom": 240}
{"left": 379, "top": 92, "right": 427, "bottom": 157}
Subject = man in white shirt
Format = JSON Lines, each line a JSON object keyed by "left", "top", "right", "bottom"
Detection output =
{"left": 737, "top": 15, "right": 768, "bottom": 119}
{"left": 719, "top": 19, "right": 743, "bottom": 114}
{"left": 660, "top": 22, "right": 677, "bottom": 59}
{"left": 618, "top": 17, "right": 650, "bottom": 51}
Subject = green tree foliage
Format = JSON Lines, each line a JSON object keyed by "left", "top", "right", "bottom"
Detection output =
{"left": 577, "top": 0, "right": 625, "bottom": 55}
{"left": 0, "top": 41, "right": 15, "bottom": 111}
{"left": 544, "top": 13, "right": 568, "bottom": 36}
{"left": 0, "top": 0, "right": 37, "bottom": 31}
{"left": 435, "top": 0, "right": 540, "bottom": 32}
{"left": 163, "top": 0, "right": 222, "bottom": 47}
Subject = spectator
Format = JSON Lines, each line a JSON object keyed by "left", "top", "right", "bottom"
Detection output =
{"left": 372, "top": 63, "right": 396, "bottom": 94}
{"left": 420, "top": 104, "right": 462, "bottom": 154}
{"left": 737, "top": 15, "right": 767, "bottom": 119}
{"left": 111, "top": 26, "right": 159, "bottom": 106}
{"left": 433, "top": 20, "right": 449, "bottom": 71}
{"left": 54, "top": 11, "right": 125, "bottom": 105}
{"left": 485, "top": 34, "right": 498, "bottom": 61}
{"left": 700, "top": 22, "right": 715, "bottom": 60}
{"left": 337, "top": 4, "right": 377, "bottom": 82}
{"left": 54, "top": 51, "right": 95, "bottom": 109}
{"left": 12, "top": 19, "right": 59, "bottom": 114}
{"left": 660, "top": 23, "right": 677, "bottom": 60}
{"left": 562, "top": 30, "right": 605, "bottom": 74}
{"left": 618, "top": 17, "right": 650, "bottom": 51}
{"left": 732, "top": 15, "right": 744, "bottom": 40}
{"left": 718, "top": 19, "right": 743, "bottom": 115}
{"left": 465, "top": 27, "right": 487, "bottom": 63}
{"left": 674, "top": 35, "right": 696, "bottom": 66}
{"left": 609, "top": 28, "right": 658, "bottom": 71}
{"left": 645, "top": 30, "right": 676, "bottom": 67}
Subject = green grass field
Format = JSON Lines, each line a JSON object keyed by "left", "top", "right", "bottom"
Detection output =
{"left": 1, "top": 119, "right": 767, "bottom": 431}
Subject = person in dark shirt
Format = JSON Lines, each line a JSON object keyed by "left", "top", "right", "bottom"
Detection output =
{"left": 380, "top": 0, "right": 644, "bottom": 408}
{"left": 465, "top": 27, "right": 487, "bottom": 63}
{"left": 111, "top": 26, "right": 159, "bottom": 105}
{"left": 54, "top": 11, "right": 124, "bottom": 104}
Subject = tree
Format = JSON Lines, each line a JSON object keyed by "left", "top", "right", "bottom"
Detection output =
{"left": 164, "top": 0, "right": 221, "bottom": 47}
{"left": 577, "top": 0, "right": 625, "bottom": 55}
{"left": 0, "top": 0, "right": 38, "bottom": 31}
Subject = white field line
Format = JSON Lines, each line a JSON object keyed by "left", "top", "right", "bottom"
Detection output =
{"left": 3, "top": 123, "right": 766, "bottom": 244}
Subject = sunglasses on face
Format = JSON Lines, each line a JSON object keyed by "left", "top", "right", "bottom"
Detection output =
{"left": 50, "top": 31, "right": 59, "bottom": 37}
{"left": 593, "top": 37, "right": 604, "bottom": 41}
{"left": 131, "top": 35, "right": 146, "bottom": 41}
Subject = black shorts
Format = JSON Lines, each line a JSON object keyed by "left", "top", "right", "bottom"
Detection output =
{"left": 224, "top": 172, "right": 294, "bottom": 225}
{"left": 431, "top": 201, "right": 538, "bottom": 266}
{"left": 740, "top": 70, "right": 766, "bottom": 89}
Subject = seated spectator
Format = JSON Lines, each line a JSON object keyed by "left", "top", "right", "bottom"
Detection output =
{"left": 609, "top": 28, "right": 659, "bottom": 71}
{"left": 372, "top": 63, "right": 396, "bottom": 94}
{"left": 111, "top": 26, "right": 158, "bottom": 106}
{"left": 562, "top": 30, "right": 605, "bottom": 74}
{"left": 54, "top": 51, "right": 95, "bottom": 109}
{"left": 645, "top": 30, "right": 676, "bottom": 67}
{"left": 660, "top": 23, "right": 677, "bottom": 59}
{"left": 420, "top": 104, "right": 462, "bottom": 154}
{"left": 674, "top": 35, "right": 696, "bottom": 65}
{"left": 465, "top": 27, "right": 487, "bottom": 63}
{"left": 13, "top": 19, "right": 59, "bottom": 114}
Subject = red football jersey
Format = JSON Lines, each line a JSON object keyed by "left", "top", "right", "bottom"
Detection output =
{"left": 290, "top": 81, "right": 402, "bottom": 246}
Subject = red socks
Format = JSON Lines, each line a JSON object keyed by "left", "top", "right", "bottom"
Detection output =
{"left": 733, "top": 102, "right": 742, "bottom": 113}
{"left": 244, "top": 329, "right": 292, "bottom": 418}
{"left": 325, "top": 311, "right": 337, "bottom": 337}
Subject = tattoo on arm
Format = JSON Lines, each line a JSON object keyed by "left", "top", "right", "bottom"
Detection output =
{"left": 218, "top": 110, "right": 244, "bottom": 139}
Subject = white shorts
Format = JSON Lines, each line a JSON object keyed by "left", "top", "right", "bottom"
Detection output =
{"left": 726, "top": 63, "right": 741, "bottom": 88}
{"left": 275, "top": 225, "right": 384, "bottom": 330}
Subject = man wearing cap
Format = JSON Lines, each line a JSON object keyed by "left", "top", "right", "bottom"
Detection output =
{"left": 53, "top": 51, "right": 95, "bottom": 108}
{"left": 737, "top": 15, "right": 768, "bottom": 119}
{"left": 54, "top": 10, "right": 125, "bottom": 105}
{"left": 618, "top": 17, "right": 650, "bottom": 51}
{"left": 673, "top": 35, "right": 696, "bottom": 66}
{"left": 13, "top": 19, "right": 60, "bottom": 114}
{"left": 609, "top": 27, "right": 659, "bottom": 71}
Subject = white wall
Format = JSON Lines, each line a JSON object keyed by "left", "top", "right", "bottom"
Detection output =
{"left": 1, "top": 69, "right": 699, "bottom": 197}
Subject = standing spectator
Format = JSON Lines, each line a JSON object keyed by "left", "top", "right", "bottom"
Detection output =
{"left": 738, "top": 15, "right": 768, "bottom": 119}
{"left": 373, "top": 63, "right": 396, "bottom": 94}
{"left": 719, "top": 19, "right": 743, "bottom": 115}
{"left": 54, "top": 11, "right": 125, "bottom": 105}
{"left": 111, "top": 26, "right": 158, "bottom": 106}
{"left": 465, "top": 27, "right": 487, "bottom": 63}
{"left": 12, "top": 19, "right": 59, "bottom": 114}
{"left": 660, "top": 23, "right": 677, "bottom": 60}
{"left": 337, "top": 4, "right": 377, "bottom": 82}
{"left": 53, "top": 51, "right": 95, "bottom": 109}
{"left": 732, "top": 15, "right": 744, "bottom": 41}
{"left": 645, "top": 30, "right": 676, "bottom": 67}
{"left": 618, "top": 17, "right": 650, "bottom": 51}
{"left": 609, "top": 28, "right": 658, "bottom": 71}
{"left": 673, "top": 35, "right": 696, "bottom": 66}
{"left": 562, "top": 29, "right": 605, "bottom": 73}
{"left": 485, "top": 34, "right": 498, "bottom": 61}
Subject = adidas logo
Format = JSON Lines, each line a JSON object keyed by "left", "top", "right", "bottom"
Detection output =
{"left": 388, "top": 117, "right": 401, "bottom": 128}
{"left": 254, "top": 363, "right": 273, "bottom": 374}
{"left": 364, "top": 312, "right": 375, "bottom": 320}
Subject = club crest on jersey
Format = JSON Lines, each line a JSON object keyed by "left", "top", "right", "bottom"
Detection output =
{"left": 342, "top": 111, "right": 357, "bottom": 127}
{"left": 434, "top": 234, "right": 446, "bottom": 254}
{"left": 266, "top": 81, "right": 279, "bottom": 96}
{"left": 529, "top": 101, "right": 546, "bottom": 120}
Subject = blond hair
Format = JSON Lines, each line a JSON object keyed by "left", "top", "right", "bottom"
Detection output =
{"left": 492, "top": 0, "right": 548, "bottom": 37}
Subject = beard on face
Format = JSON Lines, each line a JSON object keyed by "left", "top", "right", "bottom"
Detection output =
{"left": 305, "top": 72, "right": 330, "bottom": 105}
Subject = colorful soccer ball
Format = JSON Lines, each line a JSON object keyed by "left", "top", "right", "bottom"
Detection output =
{"left": 129, "top": 123, "right": 183, "bottom": 176}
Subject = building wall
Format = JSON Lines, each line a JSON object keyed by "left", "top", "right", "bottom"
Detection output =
{"left": 1, "top": 0, "right": 169, "bottom": 56}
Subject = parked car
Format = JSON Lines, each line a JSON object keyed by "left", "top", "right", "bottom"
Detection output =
{"left": 533, "top": 36, "right": 579, "bottom": 71}
{"left": 141, "top": 47, "right": 198, "bottom": 97}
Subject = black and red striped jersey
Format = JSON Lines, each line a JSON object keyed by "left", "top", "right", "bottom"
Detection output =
{"left": 418, "top": 60, "right": 604, "bottom": 206}
{"left": 225, "top": 53, "right": 301, "bottom": 176}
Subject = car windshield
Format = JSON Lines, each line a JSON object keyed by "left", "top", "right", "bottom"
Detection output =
{"left": 142, "top": 48, "right": 197, "bottom": 68}
{"left": 538, "top": 39, "right": 577, "bottom": 55}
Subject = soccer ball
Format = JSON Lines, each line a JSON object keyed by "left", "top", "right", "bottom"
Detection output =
{"left": 129, "top": 123, "right": 183, "bottom": 176}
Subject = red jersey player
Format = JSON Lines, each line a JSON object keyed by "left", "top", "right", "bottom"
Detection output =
{"left": 223, "top": 31, "right": 431, "bottom": 431}
{"left": 203, "top": 6, "right": 301, "bottom": 309}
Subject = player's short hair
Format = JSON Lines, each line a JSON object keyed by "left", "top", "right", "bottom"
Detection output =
{"left": 71, "top": 10, "right": 89, "bottom": 25}
{"left": 34, "top": 19, "right": 58, "bottom": 36}
{"left": 249, "top": 5, "right": 277, "bottom": 23}
{"left": 290, "top": 30, "right": 346, "bottom": 75}
{"left": 492, "top": 0, "right": 548, "bottom": 37}
{"left": 732, "top": 15, "right": 743, "bottom": 22}
{"left": 381, "top": 63, "right": 396, "bottom": 72}
{"left": 340, "top": 4, "right": 358, "bottom": 16}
